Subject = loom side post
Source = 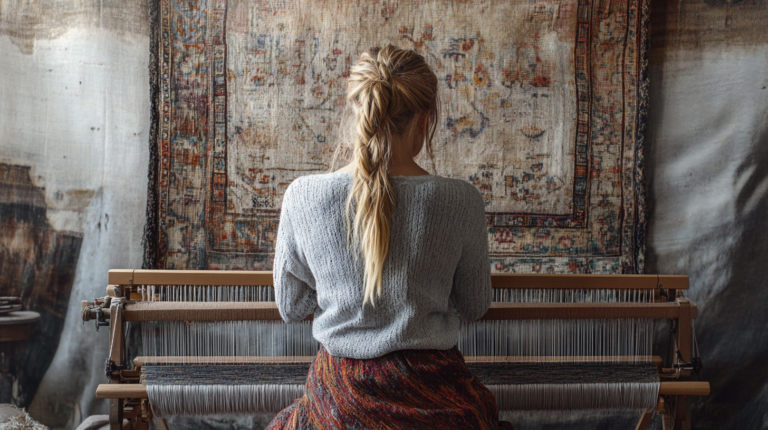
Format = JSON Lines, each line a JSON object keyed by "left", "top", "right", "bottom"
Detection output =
{"left": 660, "top": 394, "right": 690, "bottom": 430}
{"left": 677, "top": 297, "right": 693, "bottom": 430}
{"left": 675, "top": 395, "right": 690, "bottom": 430}
{"left": 663, "top": 297, "right": 693, "bottom": 430}
{"left": 662, "top": 408, "right": 674, "bottom": 430}
{"left": 634, "top": 410, "right": 653, "bottom": 430}
{"left": 676, "top": 297, "right": 693, "bottom": 376}
{"left": 109, "top": 301, "right": 125, "bottom": 430}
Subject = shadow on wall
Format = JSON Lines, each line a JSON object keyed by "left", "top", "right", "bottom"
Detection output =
{"left": 692, "top": 126, "right": 768, "bottom": 428}
{"left": 0, "top": 163, "right": 82, "bottom": 408}
{"left": 645, "top": 0, "right": 768, "bottom": 428}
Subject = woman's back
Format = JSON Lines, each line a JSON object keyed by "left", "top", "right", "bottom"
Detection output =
{"left": 268, "top": 45, "right": 513, "bottom": 430}
{"left": 274, "top": 171, "right": 491, "bottom": 359}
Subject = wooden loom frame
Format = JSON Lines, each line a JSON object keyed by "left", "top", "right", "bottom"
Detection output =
{"left": 84, "top": 270, "right": 708, "bottom": 430}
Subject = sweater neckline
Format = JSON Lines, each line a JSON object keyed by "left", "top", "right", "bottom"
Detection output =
{"left": 332, "top": 171, "right": 436, "bottom": 183}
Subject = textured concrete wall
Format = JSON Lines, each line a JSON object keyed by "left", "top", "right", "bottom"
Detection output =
{"left": 0, "top": 1, "right": 149, "bottom": 427}
{"left": 0, "top": 0, "right": 766, "bottom": 428}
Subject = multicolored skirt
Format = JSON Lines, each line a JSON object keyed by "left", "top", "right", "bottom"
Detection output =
{"left": 266, "top": 346, "right": 514, "bottom": 430}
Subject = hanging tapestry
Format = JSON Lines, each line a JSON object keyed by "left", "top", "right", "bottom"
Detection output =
{"left": 144, "top": 0, "right": 649, "bottom": 274}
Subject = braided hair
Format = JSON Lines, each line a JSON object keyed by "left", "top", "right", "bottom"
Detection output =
{"left": 341, "top": 45, "right": 439, "bottom": 306}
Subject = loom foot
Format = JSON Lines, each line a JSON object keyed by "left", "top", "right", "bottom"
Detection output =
{"left": 659, "top": 395, "right": 691, "bottom": 430}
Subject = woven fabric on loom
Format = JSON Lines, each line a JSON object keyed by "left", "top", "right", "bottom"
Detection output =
{"left": 142, "top": 361, "right": 660, "bottom": 387}
{"left": 143, "top": 0, "right": 649, "bottom": 274}
{"left": 141, "top": 352, "right": 659, "bottom": 417}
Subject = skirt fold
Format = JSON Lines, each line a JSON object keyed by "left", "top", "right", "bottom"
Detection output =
{"left": 266, "top": 346, "right": 514, "bottom": 430}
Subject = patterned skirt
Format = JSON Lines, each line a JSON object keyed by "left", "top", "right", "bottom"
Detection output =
{"left": 266, "top": 346, "right": 515, "bottom": 430}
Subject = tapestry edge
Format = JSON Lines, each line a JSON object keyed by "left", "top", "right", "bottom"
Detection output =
{"left": 634, "top": 0, "right": 651, "bottom": 275}
{"left": 142, "top": 0, "right": 161, "bottom": 270}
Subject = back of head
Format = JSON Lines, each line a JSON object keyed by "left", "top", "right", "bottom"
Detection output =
{"left": 343, "top": 45, "right": 439, "bottom": 306}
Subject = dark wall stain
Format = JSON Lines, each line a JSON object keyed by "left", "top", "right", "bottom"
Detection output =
{"left": 649, "top": 0, "right": 768, "bottom": 62}
{"left": 0, "top": 0, "right": 148, "bottom": 54}
{"left": 0, "top": 163, "right": 83, "bottom": 408}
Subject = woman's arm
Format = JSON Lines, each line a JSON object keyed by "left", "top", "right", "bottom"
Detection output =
{"left": 449, "top": 187, "right": 492, "bottom": 321}
{"left": 274, "top": 182, "right": 318, "bottom": 323}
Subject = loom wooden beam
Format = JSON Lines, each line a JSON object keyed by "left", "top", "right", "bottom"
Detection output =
{"left": 108, "top": 270, "right": 274, "bottom": 286}
{"left": 94, "top": 381, "right": 710, "bottom": 400}
{"left": 133, "top": 356, "right": 318, "bottom": 365}
{"left": 123, "top": 301, "right": 697, "bottom": 322}
{"left": 489, "top": 274, "right": 688, "bottom": 290}
{"left": 482, "top": 302, "right": 697, "bottom": 320}
{"left": 134, "top": 355, "right": 663, "bottom": 367}
{"left": 108, "top": 269, "right": 134, "bottom": 285}
{"left": 107, "top": 270, "right": 688, "bottom": 290}
{"left": 123, "top": 302, "right": 287, "bottom": 321}
{"left": 659, "top": 382, "right": 709, "bottom": 396}
{"left": 97, "top": 384, "right": 148, "bottom": 399}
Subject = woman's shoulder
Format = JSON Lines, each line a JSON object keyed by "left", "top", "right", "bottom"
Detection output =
{"left": 428, "top": 175, "right": 485, "bottom": 203}
{"left": 285, "top": 172, "right": 482, "bottom": 204}
{"left": 434, "top": 175, "right": 480, "bottom": 192}
{"left": 391, "top": 175, "right": 485, "bottom": 217}
{"left": 282, "top": 171, "right": 351, "bottom": 211}
{"left": 286, "top": 171, "right": 350, "bottom": 193}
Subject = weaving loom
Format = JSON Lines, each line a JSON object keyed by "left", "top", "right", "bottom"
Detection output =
{"left": 83, "top": 271, "right": 709, "bottom": 430}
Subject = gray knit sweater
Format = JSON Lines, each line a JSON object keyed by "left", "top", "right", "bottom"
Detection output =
{"left": 273, "top": 171, "right": 492, "bottom": 359}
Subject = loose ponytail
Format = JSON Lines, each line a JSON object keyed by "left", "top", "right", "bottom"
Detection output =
{"left": 342, "top": 46, "right": 438, "bottom": 306}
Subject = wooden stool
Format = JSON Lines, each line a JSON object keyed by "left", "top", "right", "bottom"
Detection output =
{"left": 0, "top": 310, "right": 40, "bottom": 404}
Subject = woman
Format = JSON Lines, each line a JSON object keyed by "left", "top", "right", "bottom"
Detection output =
{"left": 267, "top": 45, "right": 514, "bottom": 430}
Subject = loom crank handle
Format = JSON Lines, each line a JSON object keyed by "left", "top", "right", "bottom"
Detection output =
{"left": 672, "top": 356, "right": 703, "bottom": 376}
{"left": 81, "top": 297, "right": 111, "bottom": 331}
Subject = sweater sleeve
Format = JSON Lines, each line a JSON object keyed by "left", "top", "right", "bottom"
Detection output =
{"left": 449, "top": 185, "right": 492, "bottom": 321}
{"left": 273, "top": 182, "right": 318, "bottom": 323}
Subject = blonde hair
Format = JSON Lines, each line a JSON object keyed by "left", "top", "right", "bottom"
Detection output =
{"left": 338, "top": 45, "right": 439, "bottom": 306}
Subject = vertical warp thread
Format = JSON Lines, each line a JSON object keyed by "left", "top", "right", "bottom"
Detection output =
{"left": 139, "top": 285, "right": 659, "bottom": 414}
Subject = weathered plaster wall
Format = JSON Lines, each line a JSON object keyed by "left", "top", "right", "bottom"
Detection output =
{"left": 646, "top": 0, "right": 768, "bottom": 428}
{"left": 0, "top": 0, "right": 766, "bottom": 429}
{"left": 0, "top": 1, "right": 149, "bottom": 427}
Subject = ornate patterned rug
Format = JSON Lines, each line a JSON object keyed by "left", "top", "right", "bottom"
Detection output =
{"left": 144, "top": 0, "right": 649, "bottom": 274}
